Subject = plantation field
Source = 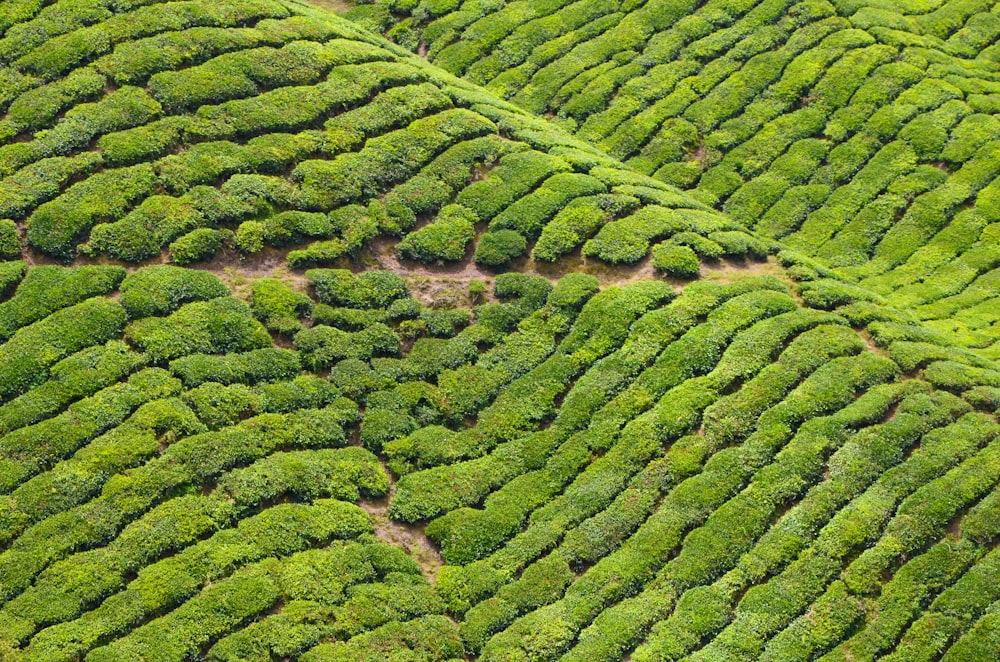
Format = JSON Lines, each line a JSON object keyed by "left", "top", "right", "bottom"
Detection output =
{"left": 369, "top": 0, "right": 1000, "bottom": 354}
{"left": 0, "top": 0, "right": 999, "bottom": 660}
{"left": 0, "top": 0, "right": 769, "bottom": 273}
{"left": 0, "top": 263, "right": 996, "bottom": 661}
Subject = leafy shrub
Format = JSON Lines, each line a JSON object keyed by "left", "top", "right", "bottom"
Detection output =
{"left": 546, "top": 273, "right": 600, "bottom": 311}
{"left": 256, "top": 211, "right": 333, "bottom": 248}
{"left": 306, "top": 269, "right": 408, "bottom": 309}
{"left": 397, "top": 205, "right": 477, "bottom": 262}
{"left": 294, "top": 323, "right": 400, "bottom": 370}
{"left": 708, "top": 230, "right": 772, "bottom": 258}
{"left": 0, "top": 340, "right": 145, "bottom": 435}
{"left": 250, "top": 278, "right": 312, "bottom": 335}
{"left": 169, "top": 348, "right": 302, "bottom": 388}
{"left": 468, "top": 279, "right": 488, "bottom": 302}
{"left": 474, "top": 230, "right": 527, "bottom": 266}
{"left": 532, "top": 198, "right": 612, "bottom": 262}
{"left": 26, "top": 164, "right": 157, "bottom": 258}
{"left": 0, "top": 220, "right": 20, "bottom": 260}
{"left": 0, "top": 265, "right": 125, "bottom": 338}
{"left": 119, "top": 266, "right": 229, "bottom": 319}
{"left": 0, "top": 297, "right": 127, "bottom": 401}
{"left": 125, "top": 297, "right": 271, "bottom": 363}
{"left": 651, "top": 243, "right": 701, "bottom": 278}
{"left": 0, "top": 261, "right": 25, "bottom": 300}
{"left": 83, "top": 194, "right": 207, "bottom": 262}
{"left": 494, "top": 273, "right": 553, "bottom": 310}
{"left": 421, "top": 308, "right": 471, "bottom": 337}
{"left": 169, "top": 228, "right": 229, "bottom": 265}
{"left": 234, "top": 220, "right": 265, "bottom": 254}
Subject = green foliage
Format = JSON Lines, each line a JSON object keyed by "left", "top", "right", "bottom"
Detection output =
{"left": 0, "top": 297, "right": 126, "bottom": 401}
{"left": 26, "top": 164, "right": 158, "bottom": 259}
{"left": 397, "top": 204, "right": 477, "bottom": 262}
{"left": 169, "top": 348, "right": 302, "bottom": 387}
{"left": 294, "top": 323, "right": 400, "bottom": 371}
{"left": 125, "top": 297, "right": 271, "bottom": 363}
{"left": 2, "top": 1, "right": 1000, "bottom": 658}
{"left": 307, "top": 269, "right": 409, "bottom": 309}
{"left": 0, "top": 260, "right": 25, "bottom": 300}
{"left": 0, "top": 265, "right": 125, "bottom": 338}
{"left": 0, "top": 220, "right": 20, "bottom": 260}
{"left": 533, "top": 195, "right": 634, "bottom": 262}
{"left": 474, "top": 229, "right": 527, "bottom": 266}
{"left": 169, "top": 228, "right": 228, "bottom": 265}
{"left": 250, "top": 278, "right": 312, "bottom": 335}
{"left": 119, "top": 266, "right": 229, "bottom": 319}
{"left": 0, "top": 340, "right": 145, "bottom": 435}
{"left": 651, "top": 242, "right": 700, "bottom": 278}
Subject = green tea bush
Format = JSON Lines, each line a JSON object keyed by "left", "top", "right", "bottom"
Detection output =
{"left": 294, "top": 323, "right": 400, "bottom": 370}
{"left": 306, "top": 269, "right": 408, "bottom": 309}
{"left": 0, "top": 297, "right": 127, "bottom": 401}
{"left": 457, "top": 151, "right": 571, "bottom": 222}
{"left": 0, "top": 220, "right": 20, "bottom": 260}
{"left": 0, "top": 367, "right": 180, "bottom": 493}
{"left": 119, "top": 266, "right": 229, "bottom": 319}
{"left": 0, "top": 261, "right": 25, "bottom": 301}
{"left": 250, "top": 277, "right": 312, "bottom": 335}
{"left": 532, "top": 198, "right": 610, "bottom": 262}
{"left": 169, "top": 227, "right": 229, "bottom": 265}
{"left": 0, "top": 265, "right": 125, "bottom": 338}
{"left": 83, "top": 193, "right": 207, "bottom": 262}
{"left": 397, "top": 204, "right": 477, "bottom": 262}
{"left": 169, "top": 348, "right": 302, "bottom": 387}
{"left": 125, "top": 297, "right": 271, "bottom": 363}
{"left": 24, "top": 166, "right": 157, "bottom": 260}
{"left": 488, "top": 172, "right": 606, "bottom": 237}
{"left": 651, "top": 242, "right": 700, "bottom": 278}
{"left": 474, "top": 229, "right": 527, "bottom": 266}
{"left": 0, "top": 340, "right": 145, "bottom": 434}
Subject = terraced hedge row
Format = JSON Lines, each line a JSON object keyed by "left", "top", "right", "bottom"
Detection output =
{"left": 373, "top": 0, "right": 1000, "bottom": 355}
{"left": 0, "top": 0, "right": 774, "bottom": 276}
{"left": 0, "top": 263, "right": 995, "bottom": 660}
{"left": 1, "top": 0, "right": 1000, "bottom": 659}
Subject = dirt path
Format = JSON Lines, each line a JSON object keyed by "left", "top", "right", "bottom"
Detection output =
{"left": 372, "top": 235, "right": 782, "bottom": 300}
{"left": 359, "top": 459, "right": 445, "bottom": 583}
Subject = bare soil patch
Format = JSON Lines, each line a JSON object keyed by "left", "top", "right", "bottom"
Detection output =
{"left": 362, "top": 497, "right": 445, "bottom": 581}
{"left": 299, "top": 0, "right": 353, "bottom": 13}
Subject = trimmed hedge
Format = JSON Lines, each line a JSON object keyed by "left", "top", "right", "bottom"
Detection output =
{"left": 169, "top": 348, "right": 302, "bottom": 387}
{"left": 397, "top": 204, "right": 477, "bottom": 262}
{"left": 474, "top": 229, "right": 528, "bottom": 266}
{"left": 125, "top": 296, "right": 271, "bottom": 363}
{"left": 306, "top": 269, "right": 409, "bottom": 309}
{"left": 119, "top": 265, "right": 229, "bottom": 319}
{"left": 0, "top": 265, "right": 125, "bottom": 339}
{"left": 651, "top": 242, "right": 700, "bottom": 278}
{"left": 169, "top": 227, "right": 228, "bottom": 265}
{"left": 0, "top": 297, "right": 127, "bottom": 401}
{"left": 250, "top": 277, "right": 312, "bottom": 335}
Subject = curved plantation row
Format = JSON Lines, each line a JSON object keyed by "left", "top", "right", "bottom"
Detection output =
{"left": 0, "top": 262, "right": 995, "bottom": 660}
{"left": 381, "top": 270, "right": 1000, "bottom": 661}
{"left": 369, "top": 0, "right": 1000, "bottom": 353}
{"left": 1, "top": 0, "right": 999, "bottom": 659}
{"left": 0, "top": 0, "right": 774, "bottom": 277}
{"left": 0, "top": 262, "right": 565, "bottom": 661}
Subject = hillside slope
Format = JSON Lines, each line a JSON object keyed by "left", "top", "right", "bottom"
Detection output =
{"left": 0, "top": 263, "right": 996, "bottom": 661}
{"left": 0, "top": 0, "right": 769, "bottom": 274}
{"left": 367, "top": 0, "right": 1000, "bottom": 354}
{"left": 0, "top": 0, "right": 998, "bottom": 660}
